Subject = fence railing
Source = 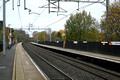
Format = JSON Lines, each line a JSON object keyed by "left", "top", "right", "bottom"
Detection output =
{"left": 38, "top": 41, "right": 120, "bottom": 57}
{"left": 0, "top": 43, "right": 3, "bottom": 52}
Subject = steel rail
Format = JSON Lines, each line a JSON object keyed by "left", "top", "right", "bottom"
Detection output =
{"left": 31, "top": 43, "right": 120, "bottom": 79}
{"left": 44, "top": 49, "right": 120, "bottom": 79}
{"left": 23, "top": 44, "right": 50, "bottom": 80}
{"left": 23, "top": 43, "right": 73, "bottom": 80}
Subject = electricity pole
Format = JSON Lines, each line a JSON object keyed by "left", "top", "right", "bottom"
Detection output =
{"left": 106, "top": 0, "right": 110, "bottom": 42}
{"left": 3, "top": 0, "right": 6, "bottom": 55}
{"left": 63, "top": 26, "right": 66, "bottom": 48}
{"left": 8, "top": 26, "right": 9, "bottom": 48}
{"left": 49, "top": 28, "right": 51, "bottom": 42}
{"left": 44, "top": 31, "right": 45, "bottom": 42}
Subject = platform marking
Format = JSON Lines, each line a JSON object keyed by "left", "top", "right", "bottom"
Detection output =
{"left": 0, "top": 66, "right": 6, "bottom": 69}
{"left": 25, "top": 61, "right": 29, "bottom": 65}
{"left": 21, "top": 52, "right": 24, "bottom": 54}
{"left": 24, "top": 51, "right": 49, "bottom": 80}
{"left": 12, "top": 44, "right": 18, "bottom": 80}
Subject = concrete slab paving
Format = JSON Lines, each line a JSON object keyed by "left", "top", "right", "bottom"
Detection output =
{"left": 15, "top": 43, "right": 47, "bottom": 80}
{"left": 0, "top": 44, "right": 17, "bottom": 80}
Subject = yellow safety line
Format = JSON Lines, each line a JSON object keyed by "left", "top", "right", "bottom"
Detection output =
{"left": 12, "top": 44, "right": 18, "bottom": 80}
{"left": 22, "top": 43, "right": 48, "bottom": 80}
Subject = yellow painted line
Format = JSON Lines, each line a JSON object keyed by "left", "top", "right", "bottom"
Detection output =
{"left": 12, "top": 44, "right": 18, "bottom": 80}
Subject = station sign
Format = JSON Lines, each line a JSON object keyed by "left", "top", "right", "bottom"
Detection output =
{"left": 73, "top": 41, "right": 78, "bottom": 44}
{"left": 56, "top": 41, "right": 59, "bottom": 43}
{"left": 101, "top": 42, "right": 108, "bottom": 45}
{"left": 83, "top": 41, "right": 87, "bottom": 43}
{"left": 109, "top": 42, "right": 120, "bottom": 46}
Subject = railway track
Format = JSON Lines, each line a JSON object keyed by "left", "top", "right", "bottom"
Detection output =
{"left": 23, "top": 43, "right": 73, "bottom": 80}
{"left": 23, "top": 42, "right": 120, "bottom": 80}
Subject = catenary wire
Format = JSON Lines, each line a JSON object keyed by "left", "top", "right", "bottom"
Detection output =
{"left": 32, "top": 8, "right": 46, "bottom": 24}
{"left": 45, "top": 2, "right": 98, "bottom": 27}
{"left": 31, "top": 1, "right": 48, "bottom": 24}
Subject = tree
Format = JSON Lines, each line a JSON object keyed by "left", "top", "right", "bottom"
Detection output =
{"left": 51, "top": 30, "right": 64, "bottom": 41}
{"left": 51, "top": 31, "right": 57, "bottom": 41}
{"left": 32, "top": 31, "right": 50, "bottom": 41}
{"left": 38, "top": 31, "right": 44, "bottom": 41}
{"left": 57, "top": 32, "right": 62, "bottom": 38}
{"left": 13, "top": 30, "right": 20, "bottom": 41}
{"left": 58, "top": 30, "right": 64, "bottom": 37}
{"left": 65, "top": 10, "right": 99, "bottom": 41}
{"left": 14, "top": 29, "right": 30, "bottom": 42}
{"left": 87, "top": 27, "right": 99, "bottom": 41}
{"left": 101, "top": 1, "right": 120, "bottom": 41}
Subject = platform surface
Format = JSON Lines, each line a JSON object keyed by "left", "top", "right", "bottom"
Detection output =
{"left": 14, "top": 43, "right": 47, "bottom": 80}
{"left": 0, "top": 44, "right": 17, "bottom": 80}
{"left": 31, "top": 42, "right": 120, "bottom": 64}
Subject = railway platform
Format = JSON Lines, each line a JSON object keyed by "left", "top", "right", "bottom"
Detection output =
{"left": 0, "top": 43, "right": 48, "bottom": 80}
{"left": 31, "top": 42, "right": 120, "bottom": 64}
{"left": 0, "top": 44, "right": 17, "bottom": 80}
{"left": 31, "top": 42, "right": 120, "bottom": 73}
{"left": 13, "top": 43, "right": 47, "bottom": 80}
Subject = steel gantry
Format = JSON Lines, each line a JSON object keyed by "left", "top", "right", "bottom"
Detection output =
{"left": 39, "top": 0, "right": 105, "bottom": 14}
{"left": 2, "top": 0, "right": 109, "bottom": 55}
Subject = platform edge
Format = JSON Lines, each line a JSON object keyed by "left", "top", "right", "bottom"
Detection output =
{"left": 22, "top": 43, "right": 49, "bottom": 80}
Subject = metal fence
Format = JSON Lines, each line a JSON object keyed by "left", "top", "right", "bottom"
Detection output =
{"left": 38, "top": 41, "right": 120, "bottom": 57}
{"left": 0, "top": 43, "right": 3, "bottom": 52}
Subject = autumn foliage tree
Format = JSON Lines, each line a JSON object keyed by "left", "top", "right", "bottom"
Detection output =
{"left": 33, "top": 31, "right": 50, "bottom": 41}
{"left": 13, "top": 29, "right": 30, "bottom": 42}
{"left": 101, "top": 1, "right": 120, "bottom": 41}
{"left": 51, "top": 30, "right": 64, "bottom": 41}
{"left": 65, "top": 10, "right": 100, "bottom": 41}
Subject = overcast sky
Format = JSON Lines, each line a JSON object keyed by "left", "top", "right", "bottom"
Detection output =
{"left": 0, "top": 0, "right": 115, "bottom": 37}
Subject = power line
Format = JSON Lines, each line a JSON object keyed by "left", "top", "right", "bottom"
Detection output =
{"left": 45, "top": 2, "right": 97, "bottom": 27}
{"left": 31, "top": 2, "right": 48, "bottom": 24}
{"left": 32, "top": 8, "right": 46, "bottom": 24}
